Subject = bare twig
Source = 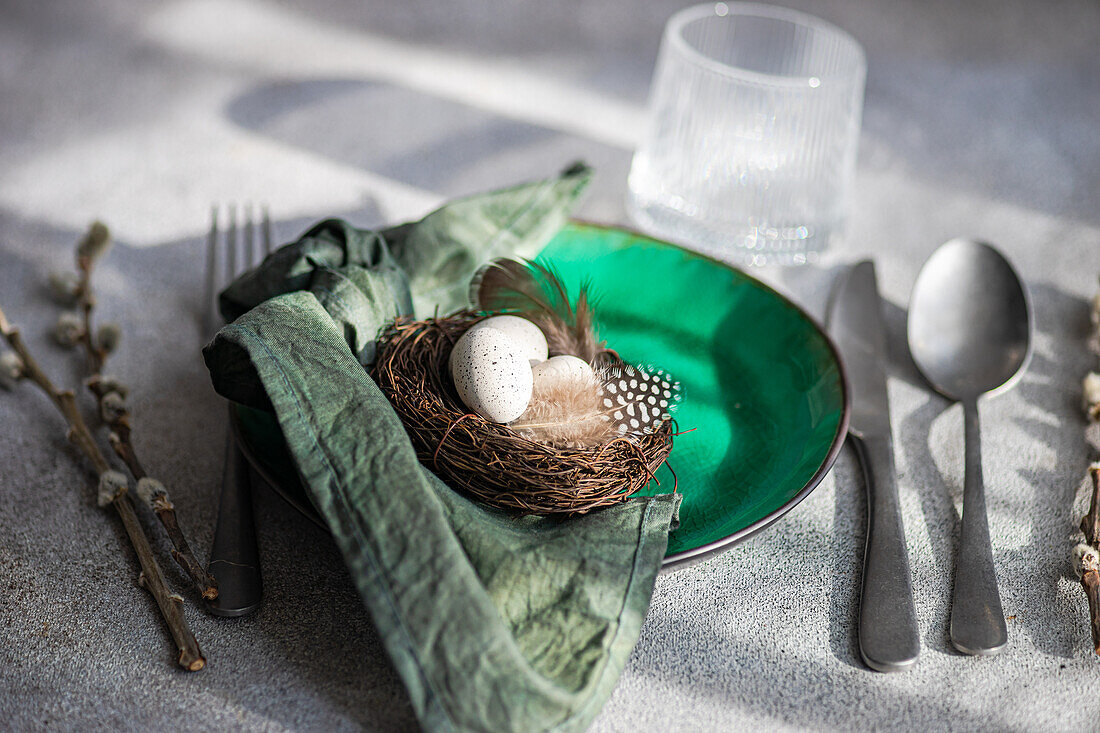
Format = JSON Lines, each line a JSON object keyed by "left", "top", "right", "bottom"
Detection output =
{"left": 1082, "top": 464, "right": 1100, "bottom": 546}
{"left": 1078, "top": 275, "right": 1100, "bottom": 655}
{"left": 1086, "top": 573, "right": 1100, "bottom": 656}
{"left": 92, "top": 380, "right": 217, "bottom": 600}
{"left": 1075, "top": 543, "right": 1100, "bottom": 655}
{"left": 76, "top": 256, "right": 107, "bottom": 375}
{"left": 0, "top": 304, "right": 205, "bottom": 671}
{"left": 74, "top": 247, "right": 217, "bottom": 601}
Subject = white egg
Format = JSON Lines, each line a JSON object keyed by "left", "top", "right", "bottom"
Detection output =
{"left": 531, "top": 355, "right": 595, "bottom": 392}
{"left": 469, "top": 315, "right": 548, "bottom": 363}
{"left": 449, "top": 327, "right": 533, "bottom": 423}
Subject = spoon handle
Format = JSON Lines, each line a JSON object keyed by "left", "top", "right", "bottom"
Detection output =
{"left": 950, "top": 399, "right": 1007, "bottom": 655}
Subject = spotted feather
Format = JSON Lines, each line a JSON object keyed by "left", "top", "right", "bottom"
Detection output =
{"left": 599, "top": 364, "right": 681, "bottom": 437}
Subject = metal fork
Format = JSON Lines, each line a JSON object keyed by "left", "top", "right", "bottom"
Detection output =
{"left": 202, "top": 203, "right": 273, "bottom": 617}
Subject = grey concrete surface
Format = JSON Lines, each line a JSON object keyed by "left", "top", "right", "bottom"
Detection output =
{"left": 1, "top": 0, "right": 1098, "bottom": 730}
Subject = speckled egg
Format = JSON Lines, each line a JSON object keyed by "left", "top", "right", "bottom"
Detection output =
{"left": 531, "top": 355, "right": 595, "bottom": 391}
{"left": 450, "top": 327, "right": 533, "bottom": 423}
{"left": 469, "top": 315, "right": 548, "bottom": 364}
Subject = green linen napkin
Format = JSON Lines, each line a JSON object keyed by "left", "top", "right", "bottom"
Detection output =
{"left": 203, "top": 165, "right": 681, "bottom": 733}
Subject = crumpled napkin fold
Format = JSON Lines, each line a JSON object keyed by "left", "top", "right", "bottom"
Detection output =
{"left": 203, "top": 164, "right": 680, "bottom": 733}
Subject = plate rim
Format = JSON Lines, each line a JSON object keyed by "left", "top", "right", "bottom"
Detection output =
{"left": 232, "top": 219, "right": 852, "bottom": 570}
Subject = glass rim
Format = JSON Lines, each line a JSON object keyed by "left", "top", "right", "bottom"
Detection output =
{"left": 664, "top": 2, "right": 867, "bottom": 88}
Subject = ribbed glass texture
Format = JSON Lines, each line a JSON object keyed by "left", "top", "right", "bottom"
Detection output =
{"left": 628, "top": 3, "right": 867, "bottom": 265}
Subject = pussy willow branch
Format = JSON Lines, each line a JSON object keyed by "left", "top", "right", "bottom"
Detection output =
{"left": 1084, "top": 570, "right": 1100, "bottom": 656}
{"left": 1080, "top": 465, "right": 1100, "bottom": 655}
{"left": 0, "top": 305, "right": 204, "bottom": 671}
{"left": 1077, "top": 538, "right": 1100, "bottom": 656}
{"left": 1077, "top": 280, "right": 1100, "bottom": 655}
{"left": 75, "top": 255, "right": 218, "bottom": 601}
{"left": 75, "top": 255, "right": 107, "bottom": 375}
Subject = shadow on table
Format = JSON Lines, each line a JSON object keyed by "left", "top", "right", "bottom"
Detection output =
{"left": 223, "top": 78, "right": 634, "bottom": 224}
{"left": 247, "top": 485, "right": 416, "bottom": 730}
{"left": 993, "top": 282, "right": 1094, "bottom": 659}
{"left": 861, "top": 58, "right": 1100, "bottom": 231}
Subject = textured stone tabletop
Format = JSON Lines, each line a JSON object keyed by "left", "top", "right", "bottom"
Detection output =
{"left": 1, "top": 0, "right": 1098, "bottom": 730}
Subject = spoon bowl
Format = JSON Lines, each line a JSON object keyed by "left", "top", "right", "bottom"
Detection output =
{"left": 908, "top": 238, "right": 1031, "bottom": 401}
{"left": 907, "top": 237, "right": 1031, "bottom": 656}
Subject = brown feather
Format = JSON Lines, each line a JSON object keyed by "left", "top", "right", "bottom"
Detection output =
{"left": 510, "top": 369, "right": 613, "bottom": 448}
{"left": 471, "top": 258, "right": 604, "bottom": 363}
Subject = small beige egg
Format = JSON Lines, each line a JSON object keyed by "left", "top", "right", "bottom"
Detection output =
{"left": 449, "top": 327, "right": 533, "bottom": 423}
{"left": 469, "top": 315, "right": 548, "bottom": 363}
{"left": 531, "top": 355, "right": 595, "bottom": 392}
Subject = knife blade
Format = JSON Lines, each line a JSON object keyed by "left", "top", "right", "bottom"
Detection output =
{"left": 828, "top": 260, "right": 920, "bottom": 672}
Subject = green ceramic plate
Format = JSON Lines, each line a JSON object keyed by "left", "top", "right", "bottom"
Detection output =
{"left": 233, "top": 222, "right": 849, "bottom": 569}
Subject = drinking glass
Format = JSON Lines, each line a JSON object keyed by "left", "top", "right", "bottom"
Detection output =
{"left": 627, "top": 2, "right": 867, "bottom": 265}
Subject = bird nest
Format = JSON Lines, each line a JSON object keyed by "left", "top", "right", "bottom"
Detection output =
{"left": 372, "top": 311, "right": 675, "bottom": 515}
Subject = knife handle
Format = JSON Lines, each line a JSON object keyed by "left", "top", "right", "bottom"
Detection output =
{"left": 852, "top": 433, "right": 920, "bottom": 672}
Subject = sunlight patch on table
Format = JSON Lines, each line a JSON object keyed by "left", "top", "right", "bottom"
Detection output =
{"left": 142, "top": 0, "right": 644, "bottom": 150}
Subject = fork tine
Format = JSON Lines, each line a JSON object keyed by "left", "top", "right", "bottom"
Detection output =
{"left": 202, "top": 205, "right": 220, "bottom": 337}
{"left": 243, "top": 202, "right": 255, "bottom": 269}
{"left": 226, "top": 203, "right": 238, "bottom": 278}
{"left": 203, "top": 203, "right": 275, "bottom": 339}
{"left": 261, "top": 205, "right": 273, "bottom": 257}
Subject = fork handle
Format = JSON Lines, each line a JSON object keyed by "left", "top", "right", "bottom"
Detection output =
{"left": 205, "top": 414, "right": 262, "bottom": 617}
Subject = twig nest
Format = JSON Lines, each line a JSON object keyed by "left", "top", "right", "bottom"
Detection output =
{"left": 374, "top": 312, "right": 674, "bottom": 515}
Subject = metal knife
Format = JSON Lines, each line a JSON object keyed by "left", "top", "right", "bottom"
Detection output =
{"left": 828, "top": 260, "right": 920, "bottom": 672}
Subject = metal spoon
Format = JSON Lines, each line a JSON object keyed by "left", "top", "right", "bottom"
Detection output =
{"left": 907, "top": 238, "right": 1031, "bottom": 655}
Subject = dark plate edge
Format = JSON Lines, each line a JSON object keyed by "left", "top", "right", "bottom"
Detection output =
{"left": 229, "top": 405, "right": 328, "bottom": 531}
